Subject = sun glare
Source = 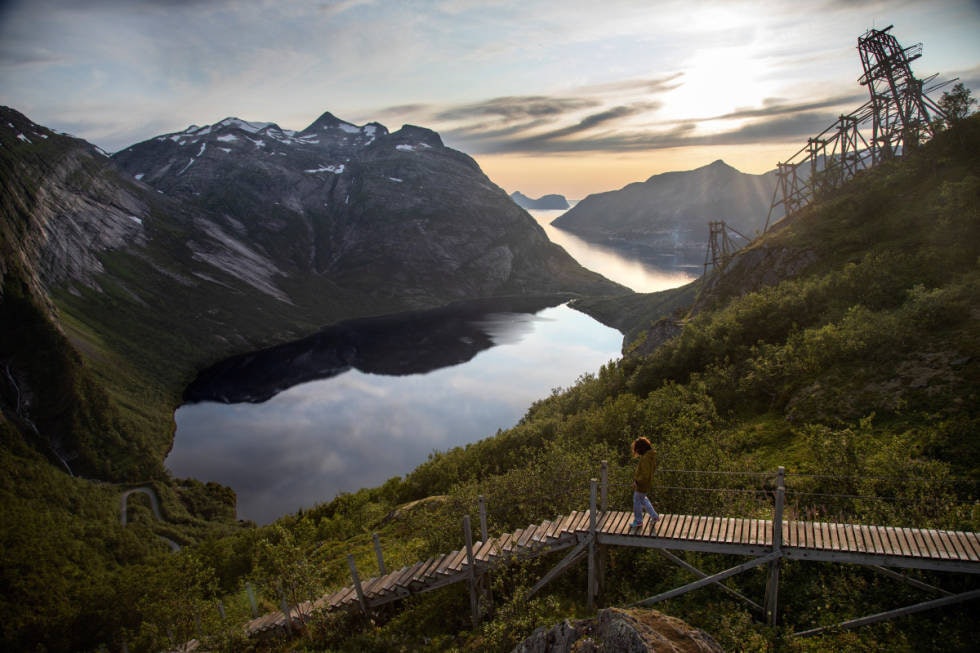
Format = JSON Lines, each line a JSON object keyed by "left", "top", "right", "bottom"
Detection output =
{"left": 664, "top": 45, "right": 773, "bottom": 130}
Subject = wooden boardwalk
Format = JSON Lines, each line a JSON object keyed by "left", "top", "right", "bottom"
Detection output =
{"left": 244, "top": 508, "right": 980, "bottom": 636}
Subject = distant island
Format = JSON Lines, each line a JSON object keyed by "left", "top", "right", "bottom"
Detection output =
{"left": 510, "top": 191, "right": 570, "bottom": 210}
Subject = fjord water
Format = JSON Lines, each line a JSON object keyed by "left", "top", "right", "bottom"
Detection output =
{"left": 168, "top": 209, "right": 696, "bottom": 524}
{"left": 528, "top": 209, "right": 698, "bottom": 292}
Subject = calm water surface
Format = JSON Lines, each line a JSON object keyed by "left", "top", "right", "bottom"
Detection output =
{"left": 168, "top": 208, "right": 696, "bottom": 523}
{"left": 528, "top": 209, "right": 697, "bottom": 293}
{"left": 170, "top": 302, "right": 623, "bottom": 523}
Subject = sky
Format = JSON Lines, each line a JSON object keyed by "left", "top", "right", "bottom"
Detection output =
{"left": 1, "top": 1, "right": 978, "bottom": 199}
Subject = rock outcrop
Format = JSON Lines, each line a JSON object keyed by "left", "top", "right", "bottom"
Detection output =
{"left": 512, "top": 607, "right": 724, "bottom": 653}
{"left": 511, "top": 191, "right": 570, "bottom": 210}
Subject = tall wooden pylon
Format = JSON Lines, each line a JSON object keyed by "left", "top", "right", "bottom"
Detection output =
{"left": 858, "top": 25, "right": 944, "bottom": 162}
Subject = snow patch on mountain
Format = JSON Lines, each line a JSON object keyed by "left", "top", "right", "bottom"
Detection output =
{"left": 304, "top": 164, "right": 345, "bottom": 174}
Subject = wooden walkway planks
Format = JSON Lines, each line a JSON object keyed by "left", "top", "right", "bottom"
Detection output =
{"left": 244, "top": 509, "right": 980, "bottom": 636}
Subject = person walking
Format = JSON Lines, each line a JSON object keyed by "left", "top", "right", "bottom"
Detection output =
{"left": 630, "top": 436, "right": 659, "bottom": 534}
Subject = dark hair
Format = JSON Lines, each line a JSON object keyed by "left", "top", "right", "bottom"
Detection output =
{"left": 632, "top": 437, "right": 652, "bottom": 456}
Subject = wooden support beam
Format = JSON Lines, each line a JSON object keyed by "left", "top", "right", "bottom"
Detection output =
{"left": 631, "top": 552, "right": 780, "bottom": 607}
{"left": 657, "top": 549, "right": 764, "bottom": 613}
{"left": 598, "top": 461, "right": 610, "bottom": 601}
{"left": 588, "top": 478, "right": 598, "bottom": 609}
{"left": 245, "top": 582, "right": 258, "bottom": 618}
{"left": 870, "top": 565, "right": 953, "bottom": 596}
{"left": 528, "top": 537, "right": 590, "bottom": 598}
{"left": 279, "top": 588, "right": 293, "bottom": 632}
{"left": 600, "top": 461, "right": 608, "bottom": 512}
{"left": 373, "top": 533, "right": 386, "bottom": 576}
{"left": 347, "top": 554, "right": 369, "bottom": 617}
{"left": 479, "top": 495, "right": 489, "bottom": 542}
{"left": 478, "top": 495, "right": 494, "bottom": 610}
{"left": 766, "top": 466, "right": 785, "bottom": 627}
{"left": 464, "top": 515, "right": 480, "bottom": 628}
{"left": 794, "top": 588, "right": 980, "bottom": 638}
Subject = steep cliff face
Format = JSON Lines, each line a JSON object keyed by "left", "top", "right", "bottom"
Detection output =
{"left": 1, "top": 109, "right": 145, "bottom": 300}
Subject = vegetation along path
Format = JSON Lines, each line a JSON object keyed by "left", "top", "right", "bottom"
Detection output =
{"left": 244, "top": 468, "right": 980, "bottom": 640}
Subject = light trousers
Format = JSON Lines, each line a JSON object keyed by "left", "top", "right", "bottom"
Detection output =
{"left": 632, "top": 491, "right": 659, "bottom": 525}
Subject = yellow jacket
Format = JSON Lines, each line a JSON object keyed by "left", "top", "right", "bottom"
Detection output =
{"left": 633, "top": 449, "right": 657, "bottom": 494}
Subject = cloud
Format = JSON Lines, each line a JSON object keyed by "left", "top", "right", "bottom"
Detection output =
{"left": 435, "top": 95, "right": 599, "bottom": 122}
{"left": 571, "top": 73, "right": 686, "bottom": 96}
{"left": 713, "top": 94, "right": 867, "bottom": 121}
{"left": 486, "top": 103, "right": 662, "bottom": 150}
{"left": 434, "top": 85, "right": 854, "bottom": 155}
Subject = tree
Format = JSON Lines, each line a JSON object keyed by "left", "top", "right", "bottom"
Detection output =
{"left": 938, "top": 82, "right": 976, "bottom": 126}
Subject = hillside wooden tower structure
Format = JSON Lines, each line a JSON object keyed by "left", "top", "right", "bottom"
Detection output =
{"left": 759, "top": 26, "right": 950, "bottom": 231}
{"left": 858, "top": 26, "right": 945, "bottom": 164}
{"left": 703, "top": 221, "right": 748, "bottom": 274}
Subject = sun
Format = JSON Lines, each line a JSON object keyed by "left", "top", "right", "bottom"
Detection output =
{"left": 664, "top": 46, "right": 774, "bottom": 129}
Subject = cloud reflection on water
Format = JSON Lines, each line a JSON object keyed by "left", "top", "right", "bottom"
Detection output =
{"left": 168, "top": 304, "right": 622, "bottom": 523}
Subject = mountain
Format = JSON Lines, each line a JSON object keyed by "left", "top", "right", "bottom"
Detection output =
{"left": 552, "top": 159, "right": 778, "bottom": 267}
{"left": 510, "top": 191, "right": 570, "bottom": 210}
{"left": 0, "top": 105, "right": 626, "bottom": 477}
{"left": 111, "top": 112, "right": 619, "bottom": 304}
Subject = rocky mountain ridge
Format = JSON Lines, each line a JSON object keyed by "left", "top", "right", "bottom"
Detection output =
{"left": 111, "top": 110, "right": 619, "bottom": 304}
{"left": 552, "top": 159, "right": 778, "bottom": 267}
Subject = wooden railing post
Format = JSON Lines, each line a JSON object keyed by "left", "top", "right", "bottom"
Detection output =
{"left": 347, "top": 554, "right": 369, "bottom": 617}
{"left": 588, "top": 478, "right": 598, "bottom": 609}
{"left": 478, "top": 495, "right": 494, "bottom": 609}
{"left": 766, "top": 466, "right": 785, "bottom": 626}
{"left": 279, "top": 582, "right": 293, "bottom": 632}
{"left": 479, "top": 495, "right": 489, "bottom": 542}
{"left": 464, "top": 515, "right": 480, "bottom": 628}
{"left": 600, "top": 461, "right": 608, "bottom": 512}
{"left": 598, "top": 463, "right": 609, "bottom": 598}
{"left": 245, "top": 581, "right": 258, "bottom": 618}
{"left": 373, "top": 533, "right": 386, "bottom": 576}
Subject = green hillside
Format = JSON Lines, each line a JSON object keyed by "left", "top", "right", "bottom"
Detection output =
{"left": 200, "top": 114, "right": 975, "bottom": 652}
{"left": 1, "top": 114, "right": 978, "bottom": 652}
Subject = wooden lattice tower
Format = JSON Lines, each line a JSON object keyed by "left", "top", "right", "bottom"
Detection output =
{"left": 703, "top": 221, "right": 748, "bottom": 274}
{"left": 763, "top": 26, "right": 950, "bottom": 231}
{"left": 858, "top": 26, "right": 944, "bottom": 163}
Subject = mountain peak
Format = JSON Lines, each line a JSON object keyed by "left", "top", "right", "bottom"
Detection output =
{"left": 303, "top": 111, "right": 345, "bottom": 131}
{"left": 389, "top": 124, "right": 444, "bottom": 149}
{"left": 297, "top": 111, "right": 389, "bottom": 141}
{"left": 214, "top": 117, "right": 280, "bottom": 134}
{"left": 701, "top": 159, "right": 736, "bottom": 172}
